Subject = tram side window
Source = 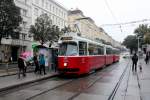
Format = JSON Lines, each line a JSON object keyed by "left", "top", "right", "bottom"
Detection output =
{"left": 88, "top": 44, "right": 98, "bottom": 55}
{"left": 106, "top": 48, "right": 112, "bottom": 54}
{"left": 98, "top": 46, "right": 104, "bottom": 55}
{"left": 79, "top": 41, "right": 87, "bottom": 55}
{"left": 113, "top": 49, "right": 119, "bottom": 55}
{"left": 116, "top": 50, "right": 120, "bottom": 55}
{"left": 114, "top": 50, "right": 117, "bottom": 54}
{"left": 112, "top": 49, "right": 115, "bottom": 54}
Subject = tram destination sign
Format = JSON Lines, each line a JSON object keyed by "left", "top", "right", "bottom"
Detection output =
{"left": 61, "top": 37, "right": 73, "bottom": 40}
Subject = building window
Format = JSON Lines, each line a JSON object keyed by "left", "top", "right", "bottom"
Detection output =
{"left": 22, "top": 34, "right": 26, "bottom": 40}
{"left": 53, "top": 7, "right": 55, "bottom": 13}
{"left": 46, "top": 2, "right": 48, "bottom": 9}
{"left": 63, "top": 21, "right": 65, "bottom": 26}
{"left": 64, "top": 13, "right": 66, "bottom": 18}
{"left": 22, "top": 21, "right": 27, "bottom": 29}
{"left": 35, "top": 0, "right": 39, "bottom": 5}
{"left": 22, "top": 9, "right": 27, "bottom": 16}
{"left": 54, "top": 17, "right": 56, "bottom": 24}
{"left": 34, "top": 8, "right": 38, "bottom": 16}
{"left": 52, "top": 16, "right": 54, "bottom": 24}
{"left": 61, "top": 11, "right": 63, "bottom": 17}
{"left": 58, "top": 9, "right": 60, "bottom": 16}
{"left": 56, "top": 8, "right": 58, "bottom": 15}
{"left": 61, "top": 20, "right": 63, "bottom": 26}
{"left": 56, "top": 17, "right": 58, "bottom": 25}
{"left": 42, "top": 0, "right": 44, "bottom": 7}
{"left": 24, "top": 0, "right": 28, "bottom": 4}
{"left": 49, "top": 15, "right": 51, "bottom": 19}
{"left": 49, "top": 4, "right": 51, "bottom": 11}
{"left": 41, "top": 10, "right": 44, "bottom": 15}
{"left": 58, "top": 18, "right": 60, "bottom": 25}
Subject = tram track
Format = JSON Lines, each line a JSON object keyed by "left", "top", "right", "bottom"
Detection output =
{"left": 66, "top": 60, "right": 131, "bottom": 100}
{"left": 123, "top": 60, "right": 131, "bottom": 100}
{"left": 25, "top": 65, "right": 116, "bottom": 100}
{"left": 27, "top": 60, "right": 128, "bottom": 100}
{"left": 108, "top": 60, "right": 131, "bottom": 100}
{"left": 0, "top": 59, "right": 129, "bottom": 100}
{"left": 27, "top": 65, "right": 116, "bottom": 100}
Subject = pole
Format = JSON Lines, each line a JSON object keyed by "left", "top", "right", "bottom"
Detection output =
{"left": 137, "top": 36, "right": 142, "bottom": 58}
{"left": 138, "top": 37, "right": 139, "bottom": 56}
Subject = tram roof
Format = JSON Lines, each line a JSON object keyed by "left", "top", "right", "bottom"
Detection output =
{"left": 59, "top": 32, "right": 104, "bottom": 46}
{"left": 59, "top": 32, "right": 119, "bottom": 50}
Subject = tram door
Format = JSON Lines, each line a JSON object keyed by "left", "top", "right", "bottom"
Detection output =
{"left": 79, "top": 41, "right": 87, "bottom": 55}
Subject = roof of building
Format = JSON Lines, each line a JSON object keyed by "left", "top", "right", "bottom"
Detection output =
{"left": 76, "top": 17, "right": 95, "bottom": 23}
{"left": 68, "top": 9, "right": 84, "bottom": 15}
{"left": 49, "top": 0, "right": 68, "bottom": 11}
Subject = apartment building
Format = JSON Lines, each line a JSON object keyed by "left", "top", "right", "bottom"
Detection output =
{"left": 68, "top": 9, "right": 121, "bottom": 47}
{"left": 68, "top": 9, "right": 102, "bottom": 41}
{"left": 0, "top": 0, "right": 68, "bottom": 62}
{"left": 32, "top": 0, "right": 68, "bottom": 29}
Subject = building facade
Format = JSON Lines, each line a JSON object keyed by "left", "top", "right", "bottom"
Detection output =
{"left": 0, "top": 0, "right": 68, "bottom": 62}
{"left": 68, "top": 10, "right": 102, "bottom": 41}
{"left": 32, "top": 0, "right": 68, "bottom": 29}
{"left": 68, "top": 9, "right": 121, "bottom": 48}
{"left": 0, "top": 0, "right": 32, "bottom": 62}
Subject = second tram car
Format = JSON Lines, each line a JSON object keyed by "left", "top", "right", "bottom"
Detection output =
{"left": 58, "top": 32, "right": 120, "bottom": 75}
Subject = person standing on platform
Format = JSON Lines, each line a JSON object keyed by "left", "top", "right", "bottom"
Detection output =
{"left": 145, "top": 53, "right": 149, "bottom": 64}
{"left": 39, "top": 54, "right": 46, "bottom": 75}
{"left": 18, "top": 56, "right": 27, "bottom": 78}
{"left": 33, "top": 54, "right": 40, "bottom": 74}
{"left": 132, "top": 53, "right": 138, "bottom": 72}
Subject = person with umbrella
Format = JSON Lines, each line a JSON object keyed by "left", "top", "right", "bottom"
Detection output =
{"left": 18, "top": 56, "right": 27, "bottom": 78}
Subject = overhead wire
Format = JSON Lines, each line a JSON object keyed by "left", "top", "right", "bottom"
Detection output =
{"left": 101, "top": 18, "right": 150, "bottom": 26}
{"left": 104, "top": 0, "right": 123, "bottom": 33}
{"left": 101, "top": 18, "right": 150, "bottom": 34}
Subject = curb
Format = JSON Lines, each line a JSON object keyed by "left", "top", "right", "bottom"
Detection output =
{"left": 0, "top": 70, "right": 34, "bottom": 77}
{"left": 0, "top": 73, "right": 58, "bottom": 93}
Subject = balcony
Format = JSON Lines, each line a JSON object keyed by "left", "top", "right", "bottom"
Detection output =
{"left": 12, "top": 39, "right": 31, "bottom": 46}
{"left": 1, "top": 38, "right": 31, "bottom": 46}
{"left": 15, "top": 0, "right": 31, "bottom": 8}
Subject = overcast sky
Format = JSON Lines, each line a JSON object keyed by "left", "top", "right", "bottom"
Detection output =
{"left": 56, "top": 0, "right": 150, "bottom": 42}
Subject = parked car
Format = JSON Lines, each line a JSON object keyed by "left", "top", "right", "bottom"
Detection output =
{"left": 122, "top": 52, "right": 131, "bottom": 58}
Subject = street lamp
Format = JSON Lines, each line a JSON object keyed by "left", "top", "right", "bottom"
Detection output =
{"left": 137, "top": 36, "right": 142, "bottom": 57}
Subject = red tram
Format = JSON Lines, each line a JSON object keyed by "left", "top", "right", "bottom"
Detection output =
{"left": 58, "top": 33, "right": 120, "bottom": 75}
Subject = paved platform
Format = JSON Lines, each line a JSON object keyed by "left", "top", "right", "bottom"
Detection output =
{"left": 0, "top": 66, "right": 34, "bottom": 77}
{"left": 0, "top": 70, "right": 58, "bottom": 92}
{"left": 0, "top": 58, "right": 150, "bottom": 100}
{"left": 138, "top": 58, "right": 150, "bottom": 100}
{"left": 118, "top": 58, "right": 150, "bottom": 100}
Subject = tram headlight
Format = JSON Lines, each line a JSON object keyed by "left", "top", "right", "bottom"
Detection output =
{"left": 64, "top": 62, "right": 67, "bottom": 67}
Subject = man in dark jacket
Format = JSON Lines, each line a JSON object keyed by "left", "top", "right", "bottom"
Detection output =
{"left": 33, "top": 54, "right": 39, "bottom": 73}
{"left": 132, "top": 53, "right": 138, "bottom": 72}
{"left": 18, "top": 57, "right": 26, "bottom": 78}
{"left": 145, "top": 53, "right": 149, "bottom": 64}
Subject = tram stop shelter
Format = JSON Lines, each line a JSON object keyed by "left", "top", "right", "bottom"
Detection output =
{"left": 32, "top": 44, "right": 58, "bottom": 70}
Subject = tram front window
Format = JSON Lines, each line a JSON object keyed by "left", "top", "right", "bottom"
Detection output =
{"left": 59, "top": 42, "right": 78, "bottom": 56}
